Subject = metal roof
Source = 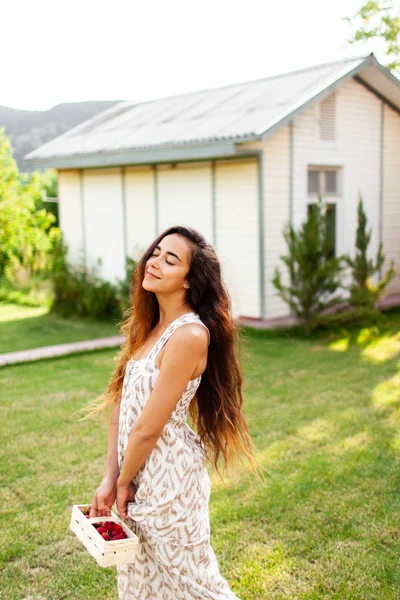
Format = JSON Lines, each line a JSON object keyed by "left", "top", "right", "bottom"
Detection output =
{"left": 25, "top": 54, "right": 400, "bottom": 169}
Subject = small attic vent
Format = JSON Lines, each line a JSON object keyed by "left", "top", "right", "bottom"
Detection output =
{"left": 319, "top": 92, "right": 336, "bottom": 141}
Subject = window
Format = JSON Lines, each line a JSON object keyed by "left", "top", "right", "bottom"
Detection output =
{"left": 307, "top": 167, "right": 340, "bottom": 196}
{"left": 307, "top": 203, "right": 336, "bottom": 259}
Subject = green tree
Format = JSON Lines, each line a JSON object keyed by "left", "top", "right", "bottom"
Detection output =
{"left": 272, "top": 195, "right": 346, "bottom": 335}
{"left": 34, "top": 169, "right": 59, "bottom": 225}
{"left": 345, "top": 194, "right": 396, "bottom": 309}
{"left": 0, "top": 128, "right": 59, "bottom": 287}
{"left": 344, "top": 0, "right": 400, "bottom": 73}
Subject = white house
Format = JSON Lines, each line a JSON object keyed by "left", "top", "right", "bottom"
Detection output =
{"left": 26, "top": 54, "right": 400, "bottom": 321}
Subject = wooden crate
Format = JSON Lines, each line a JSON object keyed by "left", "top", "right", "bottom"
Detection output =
{"left": 69, "top": 504, "right": 138, "bottom": 568}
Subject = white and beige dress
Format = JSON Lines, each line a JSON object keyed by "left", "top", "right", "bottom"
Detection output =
{"left": 116, "top": 311, "right": 241, "bottom": 599}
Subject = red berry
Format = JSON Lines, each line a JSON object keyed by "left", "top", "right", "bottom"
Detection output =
{"left": 101, "top": 532, "right": 109, "bottom": 540}
{"left": 97, "top": 526, "right": 108, "bottom": 534}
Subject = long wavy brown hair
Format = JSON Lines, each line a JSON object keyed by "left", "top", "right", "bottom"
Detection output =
{"left": 76, "top": 225, "right": 266, "bottom": 485}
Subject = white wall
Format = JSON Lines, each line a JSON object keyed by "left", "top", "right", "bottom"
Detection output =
{"left": 58, "top": 170, "right": 84, "bottom": 264}
{"left": 82, "top": 168, "right": 125, "bottom": 283}
{"left": 291, "top": 79, "right": 383, "bottom": 296}
{"left": 157, "top": 162, "right": 213, "bottom": 244}
{"left": 292, "top": 80, "right": 381, "bottom": 259}
{"left": 125, "top": 166, "right": 156, "bottom": 260}
{"left": 214, "top": 158, "right": 260, "bottom": 318}
{"left": 382, "top": 104, "right": 400, "bottom": 294}
{"left": 241, "top": 126, "right": 291, "bottom": 320}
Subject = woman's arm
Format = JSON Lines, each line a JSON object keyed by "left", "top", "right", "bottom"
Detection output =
{"left": 90, "top": 402, "right": 122, "bottom": 517}
{"left": 104, "top": 402, "right": 121, "bottom": 481}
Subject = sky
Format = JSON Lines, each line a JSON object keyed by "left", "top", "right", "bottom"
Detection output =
{"left": 1, "top": 0, "right": 386, "bottom": 111}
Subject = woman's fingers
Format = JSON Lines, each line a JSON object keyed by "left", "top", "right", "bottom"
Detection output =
{"left": 90, "top": 495, "right": 99, "bottom": 518}
{"left": 90, "top": 495, "right": 111, "bottom": 518}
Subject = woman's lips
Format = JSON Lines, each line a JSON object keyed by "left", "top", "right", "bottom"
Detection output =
{"left": 147, "top": 272, "right": 160, "bottom": 279}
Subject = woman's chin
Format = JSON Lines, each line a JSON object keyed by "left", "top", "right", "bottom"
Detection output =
{"left": 142, "top": 278, "right": 157, "bottom": 291}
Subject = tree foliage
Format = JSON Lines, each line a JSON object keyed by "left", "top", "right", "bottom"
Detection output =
{"left": 344, "top": 194, "right": 396, "bottom": 308}
{"left": 0, "top": 127, "right": 60, "bottom": 287}
{"left": 344, "top": 0, "right": 400, "bottom": 73}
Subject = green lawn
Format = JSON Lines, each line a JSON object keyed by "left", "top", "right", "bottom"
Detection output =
{"left": 0, "top": 302, "right": 120, "bottom": 354}
{"left": 1, "top": 310, "right": 400, "bottom": 599}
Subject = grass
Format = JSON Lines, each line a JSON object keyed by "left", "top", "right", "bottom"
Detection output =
{"left": 0, "top": 302, "right": 120, "bottom": 354}
{"left": 1, "top": 308, "right": 400, "bottom": 599}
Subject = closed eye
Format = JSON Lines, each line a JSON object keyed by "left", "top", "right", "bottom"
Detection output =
{"left": 150, "top": 252, "right": 174, "bottom": 266}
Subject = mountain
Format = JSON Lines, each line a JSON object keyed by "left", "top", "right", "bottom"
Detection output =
{"left": 0, "top": 101, "right": 121, "bottom": 172}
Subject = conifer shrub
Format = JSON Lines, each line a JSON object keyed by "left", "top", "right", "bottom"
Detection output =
{"left": 272, "top": 195, "right": 347, "bottom": 334}
{"left": 344, "top": 194, "right": 396, "bottom": 310}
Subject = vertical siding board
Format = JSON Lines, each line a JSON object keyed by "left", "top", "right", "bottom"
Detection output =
{"left": 214, "top": 159, "right": 260, "bottom": 319}
{"left": 241, "top": 126, "right": 291, "bottom": 320}
{"left": 211, "top": 161, "right": 216, "bottom": 247}
{"left": 82, "top": 167, "right": 125, "bottom": 283}
{"left": 154, "top": 165, "right": 159, "bottom": 236}
{"left": 121, "top": 166, "right": 127, "bottom": 271}
{"left": 382, "top": 104, "right": 400, "bottom": 293}
{"left": 157, "top": 162, "right": 213, "bottom": 243}
{"left": 58, "top": 170, "right": 85, "bottom": 265}
{"left": 79, "top": 170, "right": 87, "bottom": 266}
{"left": 125, "top": 166, "right": 156, "bottom": 258}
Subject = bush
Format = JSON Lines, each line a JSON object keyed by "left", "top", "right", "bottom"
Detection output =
{"left": 272, "top": 195, "right": 347, "bottom": 335}
{"left": 50, "top": 235, "right": 136, "bottom": 321}
{"left": 344, "top": 194, "right": 396, "bottom": 308}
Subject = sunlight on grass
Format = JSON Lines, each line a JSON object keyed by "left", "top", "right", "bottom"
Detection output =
{"left": 232, "top": 541, "right": 293, "bottom": 595}
{"left": 0, "top": 302, "right": 49, "bottom": 322}
{"left": 330, "top": 430, "right": 369, "bottom": 457}
{"left": 356, "top": 326, "right": 380, "bottom": 345}
{"left": 328, "top": 337, "right": 349, "bottom": 352}
{"left": 296, "top": 417, "right": 334, "bottom": 444}
{"left": 361, "top": 332, "right": 400, "bottom": 363}
{"left": 372, "top": 372, "right": 400, "bottom": 408}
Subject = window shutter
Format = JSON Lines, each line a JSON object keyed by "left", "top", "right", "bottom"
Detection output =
{"left": 319, "top": 92, "right": 336, "bottom": 140}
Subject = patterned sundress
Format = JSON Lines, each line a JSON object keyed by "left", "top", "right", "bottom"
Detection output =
{"left": 116, "top": 311, "right": 241, "bottom": 599}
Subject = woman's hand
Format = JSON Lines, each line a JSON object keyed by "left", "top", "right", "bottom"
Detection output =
{"left": 90, "top": 476, "right": 118, "bottom": 518}
{"left": 116, "top": 480, "right": 137, "bottom": 520}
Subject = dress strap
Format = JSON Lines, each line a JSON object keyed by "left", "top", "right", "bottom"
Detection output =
{"left": 148, "top": 313, "right": 210, "bottom": 361}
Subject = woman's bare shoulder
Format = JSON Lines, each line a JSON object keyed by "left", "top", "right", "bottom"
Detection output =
{"left": 170, "top": 322, "right": 209, "bottom": 348}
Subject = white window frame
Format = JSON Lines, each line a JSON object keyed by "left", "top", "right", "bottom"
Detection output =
{"left": 307, "top": 165, "right": 342, "bottom": 198}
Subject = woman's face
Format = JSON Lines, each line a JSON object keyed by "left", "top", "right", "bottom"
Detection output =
{"left": 142, "top": 234, "right": 191, "bottom": 294}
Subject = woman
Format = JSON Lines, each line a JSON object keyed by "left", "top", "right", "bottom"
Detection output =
{"left": 80, "top": 225, "right": 265, "bottom": 599}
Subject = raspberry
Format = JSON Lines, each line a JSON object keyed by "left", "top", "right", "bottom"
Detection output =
{"left": 97, "top": 526, "right": 108, "bottom": 534}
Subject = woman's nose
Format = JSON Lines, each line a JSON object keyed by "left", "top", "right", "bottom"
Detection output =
{"left": 149, "top": 257, "right": 160, "bottom": 269}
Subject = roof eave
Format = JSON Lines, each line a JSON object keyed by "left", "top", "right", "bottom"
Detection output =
{"left": 24, "top": 139, "right": 252, "bottom": 169}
